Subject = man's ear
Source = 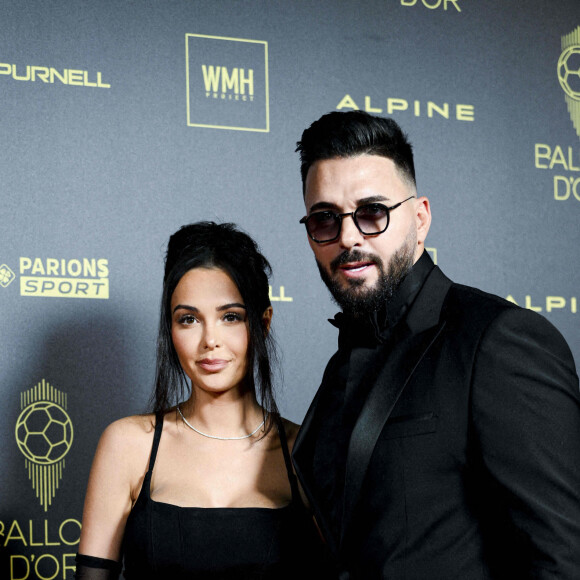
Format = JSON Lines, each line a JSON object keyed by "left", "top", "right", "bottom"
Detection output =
{"left": 415, "top": 196, "right": 431, "bottom": 246}
{"left": 262, "top": 306, "right": 273, "bottom": 335}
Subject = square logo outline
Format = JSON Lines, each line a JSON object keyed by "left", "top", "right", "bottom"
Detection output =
{"left": 185, "top": 33, "right": 270, "bottom": 132}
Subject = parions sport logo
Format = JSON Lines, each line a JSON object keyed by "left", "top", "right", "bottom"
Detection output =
{"left": 186, "top": 33, "right": 269, "bottom": 132}
{"left": 0, "top": 263, "right": 16, "bottom": 288}
{"left": 16, "top": 257, "right": 109, "bottom": 299}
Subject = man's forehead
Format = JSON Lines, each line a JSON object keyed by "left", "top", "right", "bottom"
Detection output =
{"left": 306, "top": 155, "right": 399, "bottom": 185}
{"left": 304, "top": 156, "right": 405, "bottom": 209}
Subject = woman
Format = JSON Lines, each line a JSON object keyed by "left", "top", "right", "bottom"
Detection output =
{"left": 76, "top": 222, "right": 328, "bottom": 579}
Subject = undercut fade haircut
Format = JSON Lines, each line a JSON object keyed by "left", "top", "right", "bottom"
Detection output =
{"left": 151, "top": 221, "right": 279, "bottom": 437}
{"left": 296, "top": 110, "right": 416, "bottom": 194}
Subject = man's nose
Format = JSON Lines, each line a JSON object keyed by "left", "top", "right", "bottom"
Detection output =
{"left": 338, "top": 214, "right": 364, "bottom": 250}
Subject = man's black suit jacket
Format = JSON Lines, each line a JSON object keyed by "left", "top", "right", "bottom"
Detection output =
{"left": 293, "top": 263, "right": 580, "bottom": 579}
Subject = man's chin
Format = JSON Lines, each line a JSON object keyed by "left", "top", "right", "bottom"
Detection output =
{"left": 327, "top": 277, "right": 384, "bottom": 312}
{"left": 336, "top": 278, "right": 373, "bottom": 294}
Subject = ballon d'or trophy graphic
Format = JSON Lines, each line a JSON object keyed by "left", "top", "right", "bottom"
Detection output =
{"left": 558, "top": 26, "right": 580, "bottom": 138}
{"left": 15, "top": 379, "right": 74, "bottom": 511}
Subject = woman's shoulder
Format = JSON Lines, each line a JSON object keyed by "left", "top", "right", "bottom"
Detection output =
{"left": 96, "top": 414, "right": 157, "bottom": 464}
{"left": 84, "top": 414, "right": 160, "bottom": 504}
{"left": 102, "top": 413, "right": 156, "bottom": 439}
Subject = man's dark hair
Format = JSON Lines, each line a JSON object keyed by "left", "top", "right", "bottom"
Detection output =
{"left": 150, "top": 221, "right": 279, "bottom": 437}
{"left": 296, "top": 110, "right": 416, "bottom": 194}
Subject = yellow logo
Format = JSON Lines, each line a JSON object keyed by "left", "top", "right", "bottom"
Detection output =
{"left": 15, "top": 380, "right": 74, "bottom": 511}
{"left": 269, "top": 285, "right": 293, "bottom": 302}
{"left": 336, "top": 95, "right": 474, "bottom": 122}
{"left": 506, "top": 295, "right": 578, "bottom": 314}
{"left": 0, "top": 63, "right": 110, "bottom": 88}
{"left": 186, "top": 33, "right": 269, "bottom": 132}
{"left": 400, "top": 0, "right": 461, "bottom": 11}
{"left": 0, "top": 263, "right": 16, "bottom": 288}
{"left": 558, "top": 27, "right": 580, "bottom": 138}
{"left": 201, "top": 65, "right": 255, "bottom": 100}
{"left": 19, "top": 257, "right": 109, "bottom": 299}
{"left": 426, "top": 247, "right": 438, "bottom": 264}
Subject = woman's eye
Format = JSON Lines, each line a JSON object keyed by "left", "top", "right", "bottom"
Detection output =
{"left": 223, "top": 312, "right": 243, "bottom": 323}
{"left": 178, "top": 314, "right": 198, "bottom": 325}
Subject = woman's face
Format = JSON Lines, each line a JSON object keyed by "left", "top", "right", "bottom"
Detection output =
{"left": 171, "top": 267, "right": 251, "bottom": 397}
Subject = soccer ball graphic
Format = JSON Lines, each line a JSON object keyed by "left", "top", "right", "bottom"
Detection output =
{"left": 558, "top": 45, "right": 580, "bottom": 100}
{"left": 15, "top": 401, "right": 73, "bottom": 464}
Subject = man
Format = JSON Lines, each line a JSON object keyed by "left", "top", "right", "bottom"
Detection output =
{"left": 292, "top": 110, "right": 580, "bottom": 579}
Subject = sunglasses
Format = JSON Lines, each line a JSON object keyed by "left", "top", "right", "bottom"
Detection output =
{"left": 300, "top": 196, "right": 415, "bottom": 243}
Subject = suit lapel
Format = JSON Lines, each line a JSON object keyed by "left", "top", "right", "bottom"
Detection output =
{"left": 340, "top": 266, "right": 452, "bottom": 543}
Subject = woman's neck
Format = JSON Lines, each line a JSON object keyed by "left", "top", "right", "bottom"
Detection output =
{"left": 179, "top": 389, "right": 264, "bottom": 439}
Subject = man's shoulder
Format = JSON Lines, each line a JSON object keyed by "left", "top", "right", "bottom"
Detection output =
{"left": 446, "top": 280, "right": 516, "bottom": 312}
{"left": 440, "top": 276, "right": 560, "bottom": 339}
{"left": 422, "top": 267, "right": 515, "bottom": 326}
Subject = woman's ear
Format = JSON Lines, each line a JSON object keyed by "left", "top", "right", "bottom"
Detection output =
{"left": 262, "top": 306, "right": 273, "bottom": 335}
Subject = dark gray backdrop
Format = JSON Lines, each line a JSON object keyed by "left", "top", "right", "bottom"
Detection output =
{"left": 2, "top": 1, "right": 579, "bottom": 578}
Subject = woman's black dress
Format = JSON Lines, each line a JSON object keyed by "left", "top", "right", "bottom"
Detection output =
{"left": 76, "top": 414, "right": 332, "bottom": 579}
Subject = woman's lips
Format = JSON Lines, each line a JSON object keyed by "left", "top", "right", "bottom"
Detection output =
{"left": 196, "top": 359, "right": 229, "bottom": 372}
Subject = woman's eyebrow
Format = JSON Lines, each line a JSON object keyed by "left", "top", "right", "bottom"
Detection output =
{"left": 216, "top": 303, "right": 246, "bottom": 311}
{"left": 172, "top": 304, "right": 198, "bottom": 314}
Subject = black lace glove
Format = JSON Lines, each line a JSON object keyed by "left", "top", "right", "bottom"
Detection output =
{"left": 75, "top": 554, "right": 122, "bottom": 579}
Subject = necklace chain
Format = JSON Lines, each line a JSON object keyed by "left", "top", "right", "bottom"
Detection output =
{"left": 177, "top": 405, "right": 266, "bottom": 441}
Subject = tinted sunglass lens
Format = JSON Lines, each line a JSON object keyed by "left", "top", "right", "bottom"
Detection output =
{"left": 355, "top": 205, "right": 388, "bottom": 234}
{"left": 308, "top": 212, "right": 339, "bottom": 241}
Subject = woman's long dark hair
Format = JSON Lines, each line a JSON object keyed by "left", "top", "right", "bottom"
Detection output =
{"left": 150, "top": 222, "right": 279, "bottom": 436}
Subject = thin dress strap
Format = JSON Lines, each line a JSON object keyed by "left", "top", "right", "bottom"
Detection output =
{"left": 140, "top": 413, "right": 164, "bottom": 500}
{"left": 275, "top": 415, "right": 300, "bottom": 502}
{"left": 148, "top": 413, "right": 164, "bottom": 472}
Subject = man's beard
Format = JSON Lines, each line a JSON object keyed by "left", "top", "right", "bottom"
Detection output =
{"left": 316, "top": 231, "right": 416, "bottom": 317}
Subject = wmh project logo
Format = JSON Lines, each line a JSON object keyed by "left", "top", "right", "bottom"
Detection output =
{"left": 186, "top": 33, "right": 269, "bottom": 132}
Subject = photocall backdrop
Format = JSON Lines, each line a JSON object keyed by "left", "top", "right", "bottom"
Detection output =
{"left": 1, "top": 1, "right": 579, "bottom": 577}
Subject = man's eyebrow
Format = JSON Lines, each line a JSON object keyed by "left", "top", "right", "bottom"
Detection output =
{"left": 357, "top": 195, "right": 390, "bottom": 205}
{"left": 308, "top": 195, "right": 389, "bottom": 213}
